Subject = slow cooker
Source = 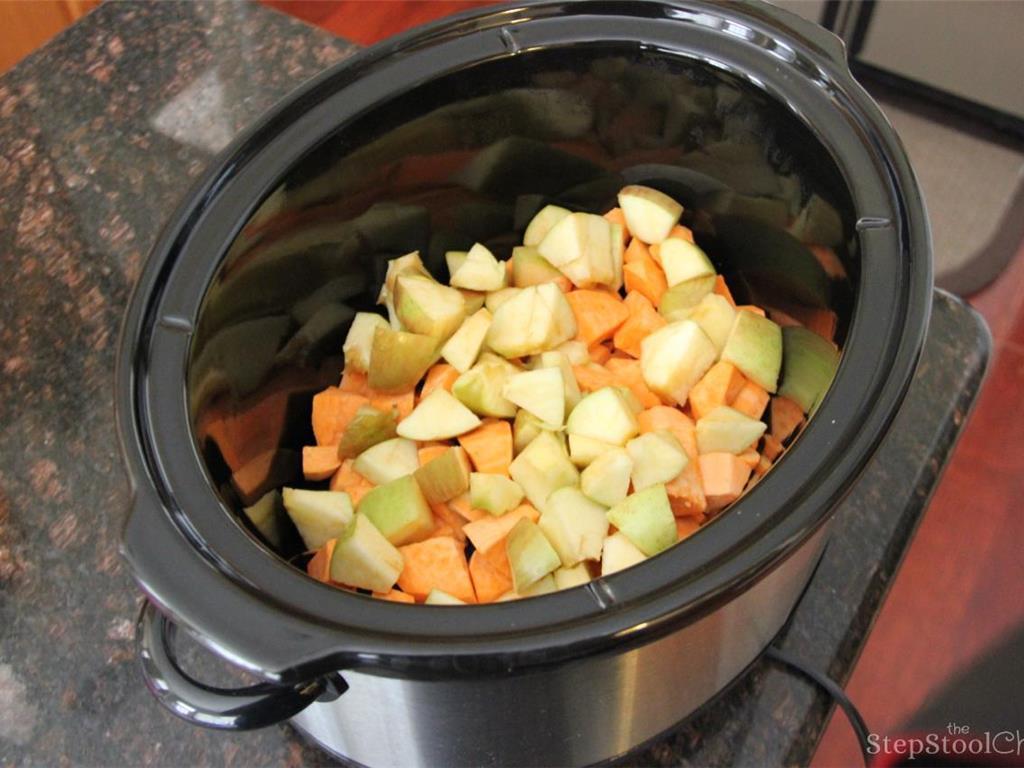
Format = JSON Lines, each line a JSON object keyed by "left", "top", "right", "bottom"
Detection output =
{"left": 116, "top": 1, "right": 932, "bottom": 765}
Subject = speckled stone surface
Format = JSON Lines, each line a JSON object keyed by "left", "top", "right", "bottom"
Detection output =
{"left": 0, "top": 2, "right": 989, "bottom": 767}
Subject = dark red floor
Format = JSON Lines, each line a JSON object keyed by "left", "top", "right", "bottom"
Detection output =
{"left": 266, "top": 3, "right": 1024, "bottom": 763}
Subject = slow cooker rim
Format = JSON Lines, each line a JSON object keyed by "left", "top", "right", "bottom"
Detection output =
{"left": 117, "top": 0, "right": 932, "bottom": 680}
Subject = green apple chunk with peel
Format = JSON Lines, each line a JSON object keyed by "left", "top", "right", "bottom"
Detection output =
{"left": 659, "top": 238, "right": 715, "bottom": 287}
{"left": 441, "top": 308, "right": 492, "bottom": 373}
{"left": 524, "top": 204, "right": 571, "bottom": 247}
{"left": 343, "top": 312, "right": 388, "bottom": 373}
{"left": 568, "top": 434, "right": 617, "bottom": 467}
{"left": 503, "top": 367, "right": 565, "bottom": 426}
{"left": 658, "top": 276, "right": 716, "bottom": 321}
{"left": 509, "top": 430, "right": 579, "bottom": 511}
{"left": 378, "top": 251, "right": 430, "bottom": 329}
{"left": 512, "top": 409, "right": 561, "bottom": 454}
{"left": 453, "top": 360, "right": 518, "bottom": 418}
{"left": 580, "top": 448, "right": 633, "bottom": 507}
{"left": 556, "top": 340, "right": 590, "bottom": 366}
{"left": 617, "top": 185, "right": 683, "bottom": 244}
{"left": 367, "top": 326, "right": 438, "bottom": 393}
{"left": 281, "top": 488, "right": 353, "bottom": 550}
{"left": 606, "top": 484, "right": 677, "bottom": 556}
{"left": 536, "top": 350, "right": 582, "bottom": 411}
{"left": 519, "top": 573, "right": 557, "bottom": 597}
{"left": 459, "top": 289, "right": 485, "bottom": 316}
{"left": 538, "top": 212, "right": 615, "bottom": 288}
{"left": 486, "top": 283, "right": 576, "bottom": 358}
{"left": 357, "top": 474, "right": 434, "bottom": 546}
{"left": 425, "top": 589, "right": 466, "bottom": 605}
{"left": 485, "top": 287, "right": 521, "bottom": 314}
{"left": 720, "top": 310, "right": 783, "bottom": 393}
{"left": 394, "top": 274, "right": 466, "bottom": 340}
{"left": 553, "top": 563, "right": 591, "bottom": 590}
{"left": 242, "top": 489, "right": 286, "bottom": 549}
{"left": 352, "top": 437, "right": 419, "bottom": 485}
{"left": 696, "top": 405, "right": 767, "bottom": 454}
{"left": 449, "top": 242, "right": 506, "bottom": 291}
{"left": 626, "top": 431, "right": 688, "bottom": 491}
{"left": 640, "top": 320, "right": 717, "bottom": 404}
{"left": 506, "top": 518, "right": 562, "bottom": 592}
{"left": 601, "top": 532, "right": 647, "bottom": 575}
{"left": 397, "top": 389, "right": 481, "bottom": 441}
{"left": 470, "top": 473, "right": 524, "bottom": 516}
{"left": 329, "top": 513, "right": 404, "bottom": 593}
{"left": 413, "top": 446, "right": 471, "bottom": 504}
{"left": 566, "top": 386, "right": 639, "bottom": 446}
{"left": 338, "top": 405, "right": 398, "bottom": 459}
{"left": 779, "top": 326, "right": 840, "bottom": 413}
{"left": 537, "top": 487, "right": 609, "bottom": 567}
{"left": 687, "top": 293, "right": 737, "bottom": 353}
{"left": 512, "top": 246, "right": 564, "bottom": 287}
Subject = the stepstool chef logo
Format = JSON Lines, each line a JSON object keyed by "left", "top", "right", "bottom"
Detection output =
{"left": 868, "top": 722, "right": 1024, "bottom": 761}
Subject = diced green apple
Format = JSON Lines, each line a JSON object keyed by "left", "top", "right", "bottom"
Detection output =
{"left": 601, "top": 532, "right": 647, "bottom": 575}
{"left": 486, "top": 283, "right": 576, "bottom": 358}
{"left": 397, "top": 388, "right": 481, "bottom": 441}
{"left": 523, "top": 204, "right": 571, "bottom": 246}
{"left": 506, "top": 518, "right": 562, "bottom": 592}
{"left": 609, "top": 222, "right": 625, "bottom": 292}
{"left": 509, "top": 430, "right": 579, "bottom": 512}
{"left": 446, "top": 250, "right": 468, "bottom": 278}
{"left": 519, "top": 573, "right": 557, "bottom": 597}
{"left": 512, "top": 246, "right": 564, "bottom": 288}
{"left": 459, "top": 289, "right": 486, "bottom": 316}
{"left": 502, "top": 367, "right": 565, "bottom": 426}
{"left": 452, "top": 360, "right": 519, "bottom": 418}
{"left": 367, "top": 326, "right": 439, "bottom": 393}
{"left": 329, "top": 513, "right": 404, "bottom": 593}
{"left": 568, "top": 434, "right": 617, "bottom": 467}
{"left": 512, "top": 409, "right": 561, "bottom": 454}
{"left": 413, "top": 446, "right": 471, "bottom": 503}
{"left": 566, "top": 386, "right": 639, "bottom": 446}
{"left": 537, "top": 486, "right": 609, "bottom": 566}
{"left": 687, "top": 293, "right": 737, "bottom": 353}
{"left": 378, "top": 251, "right": 430, "bottom": 329}
{"left": 658, "top": 238, "right": 715, "bottom": 287}
{"left": 640, "top": 320, "right": 717, "bottom": 404}
{"left": 536, "top": 350, "right": 582, "bottom": 411}
{"left": 338, "top": 405, "right": 399, "bottom": 459}
{"left": 658, "top": 276, "right": 717, "bottom": 321}
{"left": 449, "top": 242, "right": 506, "bottom": 291}
{"left": 343, "top": 312, "right": 388, "bottom": 373}
{"left": 440, "top": 307, "right": 492, "bottom": 373}
{"left": 615, "top": 386, "right": 644, "bottom": 416}
{"left": 580, "top": 448, "right": 633, "bottom": 507}
{"left": 779, "top": 326, "right": 840, "bottom": 413}
{"left": 356, "top": 474, "right": 434, "bottom": 546}
{"left": 394, "top": 274, "right": 466, "bottom": 340}
{"left": 242, "top": 489, "right": 286, "bottom": 549}
{"left": 605, "top": 484, "right": 677, "bottom": 556}
{"left": 352, "top": 437, "right": 419, "bottom": 485}
{"left": 553, "top": 563, "right": 591, "bottom": 590}
{"left": 556, "top": 339, "right": 590, "bottom": 366}
{"left": 425, "top": 589, "right": 466, "bottom": 605}
{"left": 538, "top": 212, "right": 615, "bottom": 288}
{"left": 484, "top": 287, "right": 522, "bottom": 314}
{"left": 720, "top": 310, "right": 783, "bottom": 393}
{"left": 625, "top": 431, "right": 688, "bottom": 491}
{"left": 281, "top": 488, "right": 354, "bottom": 550}
{"left": 695, "top": 405, "right": 767, "bottom": 454}
{"left": 470, "top": 472, "right": 525, "bottom": 516}
{"left": 617, "top": 185, "right": 683, "bottom": 244}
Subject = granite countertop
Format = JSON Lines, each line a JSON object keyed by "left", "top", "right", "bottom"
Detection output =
{"left": 0, "top": 2, "right": 990, "bottom": 766}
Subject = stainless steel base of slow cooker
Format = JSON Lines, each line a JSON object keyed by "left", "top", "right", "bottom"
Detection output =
{"left": 290, "top": 527, "right": 827, "bottom": 767}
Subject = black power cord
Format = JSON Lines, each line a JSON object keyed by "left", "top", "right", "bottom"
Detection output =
{"left": 765, "top": 645, "right": 873, "bottom": 766}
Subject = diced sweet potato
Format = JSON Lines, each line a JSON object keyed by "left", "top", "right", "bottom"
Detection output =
{"left": 737, "top": 449, "right": 760, "bottom": 469}
{"left": 712, "top": 275, "right": 736, "bottom": 307}
{"left": 573, "top": 363, "right": 616, "bottom": 393}
{"left": 770, "top": 396, "right": 805, "bottom": 443}
{"left": 469, "top": 549, "right": 513, "bottom": 603}
{"left": 637, "top": 405, "right": 698, "bottom": 459}
{"left": 431, "top": 502, "right": 467, "bottom": 544}
{"left": 736, "top": 305, "right": 766, "bottom": 318}
{"left": 458, "top": 420, "right": 513, "bottom": 475}
{"left": 688, "top": 362, "right": 747, "bottom": 420}
{"left": 397, "top": 536, "right": 476, "bottom": 603}
{"left": 675, "top": 517, "right": 701, "bottom": 541}
{"left": 731, "top": 380, "right": 770, "bottom": 420}
{"left": 373, "top": 589, "right": 416, "bottom": 604}
{"left": 665, "top": 465, "right": 707, "bottom": 518}
{"left": 762, "top": 434, "right": 783, "bottom": 461}
{"left": 421, "top": 363, "right": 460, "bottom": 400}
{"left": 588, "top": 344, "right": 612, "bottom": 365}
{"left": 566, "top": 290, "right": 630, "bottom": 346}
{"left": 668, "top": 224, "right": 695, "bottom": 242}
{"left": 312, "top": 388, "right": 369, "bottom": 446}
{"left": 624, "top": 238, "right": 653, "bottom": 265}
{"left": 339, "top": 369, "right": 369, "bottom": 394}
{"left": 605, "top": 358, "right": 661, "bottom": 408}
{"left": 368, "top": 390, "right": 415, "bottom": 420}
{"left": 418, "top": 445, "right": 450, "bottom": 466}
{"left": 302, "top": 445, "right": 342, "bottom": 481}
{"left": 307, "top": 540, "right": 336, "bottom": 582}
{"left": 448, "top": 492, "right": 488, "bottom": 522}
{"left": 462, "top": 504, "right": 539, "bottom": 554}
{"left": 329, "top": 459, "right": 375, "bottom": 506}
{"left": 613, "top": 291, "right": 666, "bottom": 358}
{"left": 699, "top": 453, "right": 752, "bottom": 512}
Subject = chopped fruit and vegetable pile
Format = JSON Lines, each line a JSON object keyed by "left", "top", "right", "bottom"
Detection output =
{"left": 246, "top": 185, "right": 840, "bottom": 604}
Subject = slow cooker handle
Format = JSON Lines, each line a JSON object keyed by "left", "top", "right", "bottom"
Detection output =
{"left": 136, "top": 600, "right": 334, "bottom": 729}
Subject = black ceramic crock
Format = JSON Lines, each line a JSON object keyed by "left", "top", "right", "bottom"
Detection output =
{"left": 117, "top": 1, "right": 932, "bottom": 764}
